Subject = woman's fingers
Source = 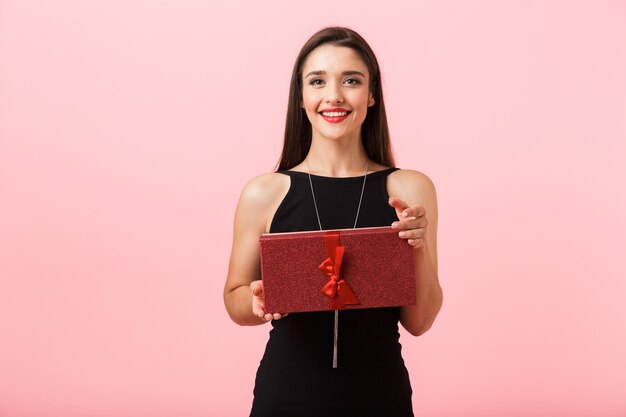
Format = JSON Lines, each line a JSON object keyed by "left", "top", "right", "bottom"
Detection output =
{"left": 390, "top": 205, "right": 428, "bottom": 249}
{"left": 250, "top": 280, "right": 290, "bottom": 321}
{"left": 265, "top": 313, "right": 289, "bottom": 321}
{"left": 396, "top": 227, "right": 426, "bottom": 240}
{"left": 252, "top": 299, "right": 265, "bottom": 317}
{"left": 251, "top": 280, "right": 266, "bottom": 317}
{"left": 250, "top": 280, "right": 263, "bottom": 296}
{"left": 393, "top": 224, "right": 426, "bottom": 248}
{"left": 388, "top": 197, "right": 409, "bottom": 218}
{"left": 391, "top": 216, "right": 427, "bottom": 231}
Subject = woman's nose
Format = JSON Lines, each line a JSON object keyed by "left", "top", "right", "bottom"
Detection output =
{"left": 325, "top": 81, "right": 344, "bottom": 103}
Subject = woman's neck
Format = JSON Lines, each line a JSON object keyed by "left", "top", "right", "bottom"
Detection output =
{"left": 304, "top": 134, "right": 370, "bottom": 177}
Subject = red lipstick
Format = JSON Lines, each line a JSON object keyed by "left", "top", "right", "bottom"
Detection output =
{"left": 319, "top": 108, "right": 351, "bottom": 123}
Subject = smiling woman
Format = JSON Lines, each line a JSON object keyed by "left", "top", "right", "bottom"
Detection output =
{"left": 301, "top": 45, "right": 375, "bottom": 136}
{"left": 223, "top": 26, "right": 443, "bottom": 417}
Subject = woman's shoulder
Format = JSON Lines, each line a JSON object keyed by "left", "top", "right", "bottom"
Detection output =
{"left": 237, "top": 171, "right": 291, "bottom": 214}
{"left": 389, "top": 167, "right": 435, "bottom": 184}
{"left": 388, "top": 168, "right": 437, "bottom": 201}
{"left": 237, "top": 171, "right": 291, "bottom": 235}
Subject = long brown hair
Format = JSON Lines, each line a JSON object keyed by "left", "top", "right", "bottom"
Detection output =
{"left": 275, "top": 26, "right": 396, "bottom": 171}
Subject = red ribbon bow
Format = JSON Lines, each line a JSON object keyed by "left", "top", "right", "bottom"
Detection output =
{"left": 319, "top": 231, "right": 360, "bottom": 309}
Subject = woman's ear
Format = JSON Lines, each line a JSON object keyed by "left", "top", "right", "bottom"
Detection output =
{"left": 368, "top": 93, "right": 375, "bottom": 107}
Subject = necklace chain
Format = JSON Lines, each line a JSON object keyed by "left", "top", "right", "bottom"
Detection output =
{"left": 304, "top": 158, "right": 369, "bottom": 230}
{"left": 303, "top": 157, "right": 369, "bottom": 369}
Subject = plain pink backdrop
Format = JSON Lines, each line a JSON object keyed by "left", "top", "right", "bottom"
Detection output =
{"left": 1, "top": 1, "right": 625, "bottom": 416}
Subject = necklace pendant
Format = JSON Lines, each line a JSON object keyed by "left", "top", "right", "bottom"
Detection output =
{"left": 333, "top": 310, "right": 339, "bottom": 368}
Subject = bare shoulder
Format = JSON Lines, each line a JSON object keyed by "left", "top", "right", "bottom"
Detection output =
{"left": 387, "top": 168, "right": 437, "bottom": 204}
{"left": 237, "top": 172, "right": 291, "bottom": 234}
{"left": 240, "top": 171, "right": 289, "bottom": 206}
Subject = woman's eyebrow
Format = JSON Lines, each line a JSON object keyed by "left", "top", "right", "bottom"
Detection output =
{"left": 304, "top": 70, "right": 366, "bottom": 78}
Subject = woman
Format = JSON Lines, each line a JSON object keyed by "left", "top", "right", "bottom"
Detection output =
{"left": 223, "top": 26, "right": 443, "bottom": 417}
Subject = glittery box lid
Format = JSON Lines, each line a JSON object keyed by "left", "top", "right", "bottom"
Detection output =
{"left": 259, "top": 226, "right": 416, "bottom": 313}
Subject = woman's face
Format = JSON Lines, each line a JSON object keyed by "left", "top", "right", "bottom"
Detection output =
{"left": 301, "top": 44, "right": 375, "bottom": 142}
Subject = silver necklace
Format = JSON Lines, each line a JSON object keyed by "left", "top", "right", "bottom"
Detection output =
{"left": 304, "top": 157, "right": 369, "bottom": 368}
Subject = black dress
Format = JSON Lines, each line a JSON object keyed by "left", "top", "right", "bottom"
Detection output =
{"left": 250, "top": 167, "right": 414, "bottom": 417}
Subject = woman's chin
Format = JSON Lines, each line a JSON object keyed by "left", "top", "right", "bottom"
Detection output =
{"left": 312, "top": 129, "right": 360, "bottom": 142}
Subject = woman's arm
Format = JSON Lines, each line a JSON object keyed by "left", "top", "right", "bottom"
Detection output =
{"left": 223, "top": 173, "right": 289, "bottom": 326}
{"left": 389, "top": 170, "right": 443, "bottom": 336}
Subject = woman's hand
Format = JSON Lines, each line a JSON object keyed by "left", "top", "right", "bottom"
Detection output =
{"left": 388, "top": 197, "right": 428, "bottom": 249}
{"left": 250, "top": 280, "right": 289, "bottom": 321}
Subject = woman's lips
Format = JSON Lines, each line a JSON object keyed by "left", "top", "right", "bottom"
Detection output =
{"left": 319, "top": 111, "right": 351, "bottom": 123}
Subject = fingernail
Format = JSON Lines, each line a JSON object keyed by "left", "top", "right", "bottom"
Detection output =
{"left": 402, "top": 211, "right": 408, "bottom": 217}
{"left": 399, "top": 231, "right": 406, "bottom": 237}
{"left": 391, "top": 222, "right": 399, "bottom": 228}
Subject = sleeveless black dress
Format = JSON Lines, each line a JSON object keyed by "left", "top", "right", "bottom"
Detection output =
{"left": 250, "top": 167, "right": 414, "bottom": 417}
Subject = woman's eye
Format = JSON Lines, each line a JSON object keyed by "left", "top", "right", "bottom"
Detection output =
{"left": 308, "top": 78, "right": 361, "bottom": 86}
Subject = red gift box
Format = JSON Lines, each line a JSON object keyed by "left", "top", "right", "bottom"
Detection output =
{"left": 259, "top": 226, "right": 416, "bottom": 313}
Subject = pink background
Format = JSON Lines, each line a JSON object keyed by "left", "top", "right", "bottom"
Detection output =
{"left": 1, "top": 1, "right": 625, "bottom": 416}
